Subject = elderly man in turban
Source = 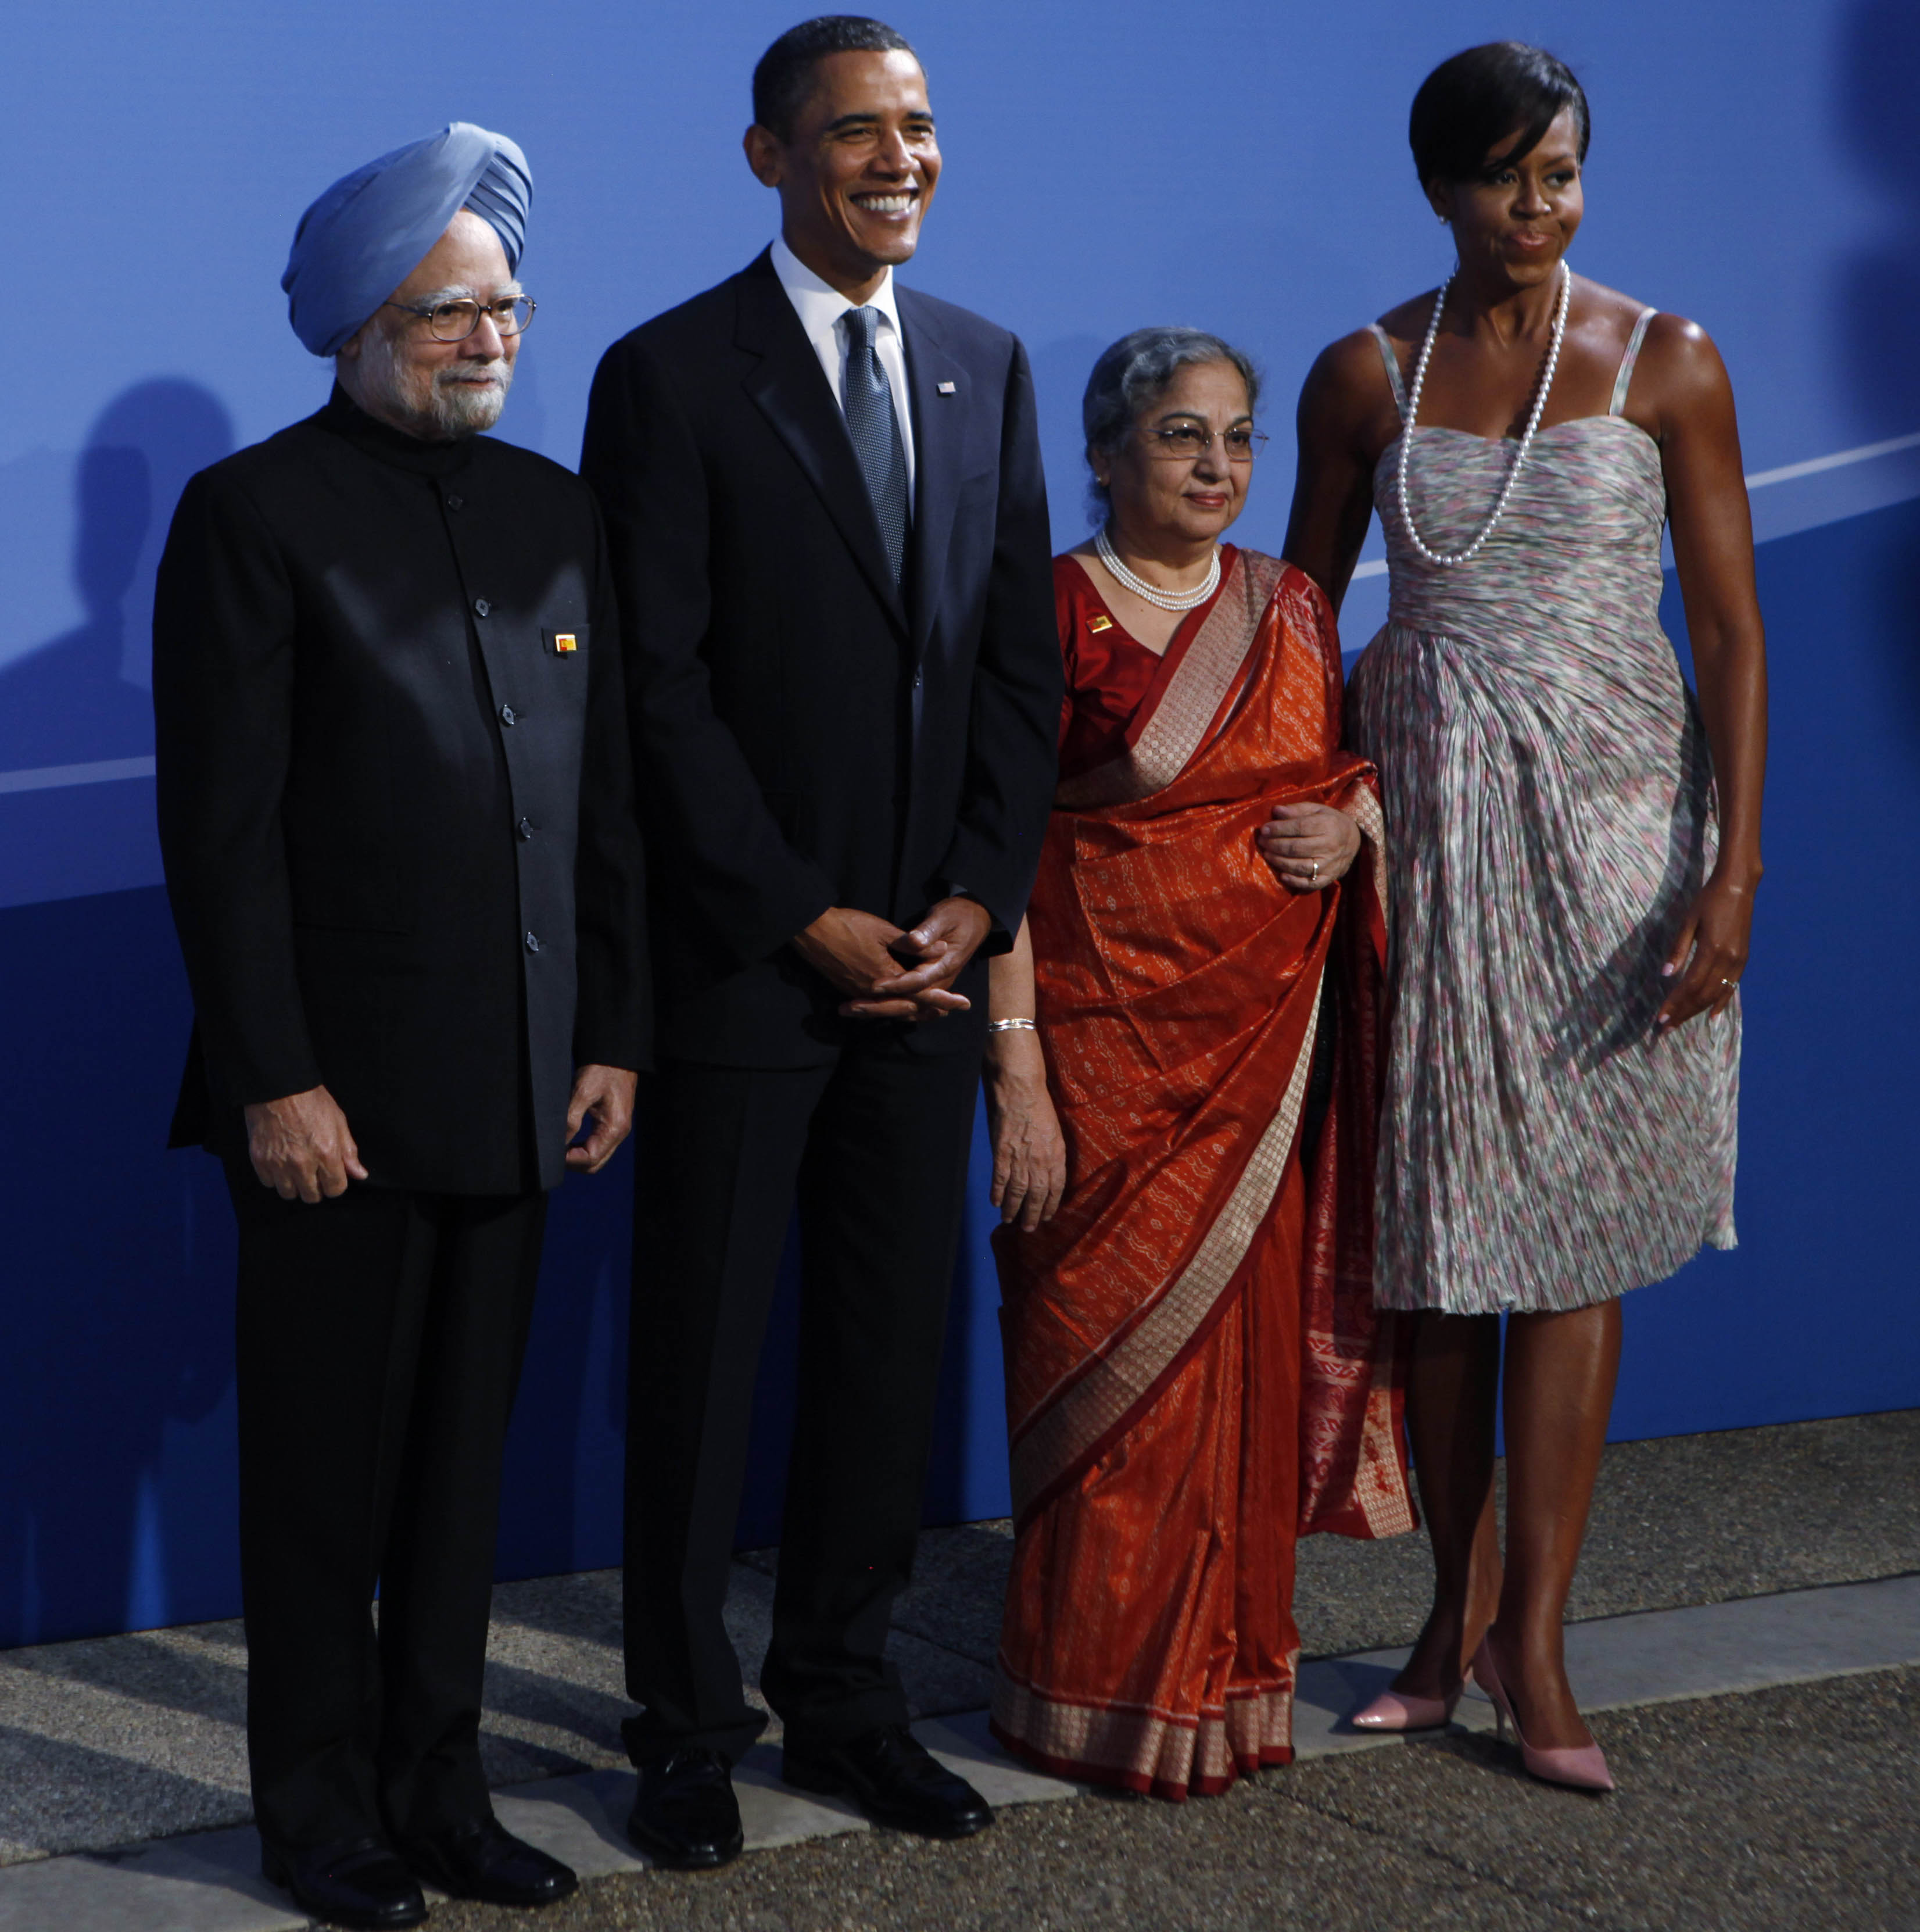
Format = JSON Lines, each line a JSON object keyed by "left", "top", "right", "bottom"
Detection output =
{"left": 153, "top": 124, "right": 647, "bottom": 1930}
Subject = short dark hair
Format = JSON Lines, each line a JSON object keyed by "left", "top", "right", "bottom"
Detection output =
{"left": 1409, "top": 42, "right": 1590, "bottom": 187}
{"left": 753, "top": 16, "right": 920, "bottom": 141}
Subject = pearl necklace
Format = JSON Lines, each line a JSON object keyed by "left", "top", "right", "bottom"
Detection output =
{"left": 1094, "top": 524, "right": 1221, "bottom": 611}
{"left": 1396, "top": 260, "right": 1570, "bottom": 567}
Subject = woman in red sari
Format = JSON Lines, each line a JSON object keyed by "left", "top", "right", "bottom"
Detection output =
{"left": 983, "top": 330, "right": 1413, "bottom": 1799}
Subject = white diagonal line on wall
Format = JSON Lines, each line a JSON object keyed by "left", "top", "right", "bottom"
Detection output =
{"left": 1744, "top": 428, "right": 1920, "bottom": 489}
{"left": 0, "top": 755, "right": 155, "bottom": 794}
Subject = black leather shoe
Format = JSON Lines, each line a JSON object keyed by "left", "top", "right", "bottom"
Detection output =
{"left": 783, "top": 1724, "right": 993, "bottom": 1838}
{"left": 260, "top": 1836, "right": 427, "bottom": 1930}
{"left": 627, "top": 1745, "right": 744, "bottom": 1869}
{"left": 400, "top": 1814, "right": 578, "bottom": 1908}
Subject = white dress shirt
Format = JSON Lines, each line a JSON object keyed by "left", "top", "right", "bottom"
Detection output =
{"left": 771, "top": 235, "right": 916, "bottom": 507}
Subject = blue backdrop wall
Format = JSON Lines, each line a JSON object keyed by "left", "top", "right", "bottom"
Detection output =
{"left": 3, "top": 0, "right": 1915, "bottom": 1647}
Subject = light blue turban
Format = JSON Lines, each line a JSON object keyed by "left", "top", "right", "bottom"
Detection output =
{"left": 282, "top": 123, "right": 532, "bottom": 357}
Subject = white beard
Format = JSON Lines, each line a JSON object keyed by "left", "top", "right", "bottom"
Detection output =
{"left": 354, "top": 327, "right": 514, "bottom": 441}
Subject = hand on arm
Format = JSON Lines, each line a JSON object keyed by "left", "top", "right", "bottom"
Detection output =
{"left": 245, "top": 1086, "right": 367, "bottom": 1203}
{"left": 1256, "top": 802, "right": 1362, "bottom": 891}
{"left": 982, "top": 918, "right": 1066, "bottom": 1230}
{"left": 565, "top": 1064, "right": 639, "bottom": 1173}
{"left": 1643, "top": 318, "right": 1768, "bottom": 1033}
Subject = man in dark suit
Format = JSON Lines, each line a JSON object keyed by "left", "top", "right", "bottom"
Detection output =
{"left": 581, "top": 15, "right": 1059, "bottom": 1867}
{"left": 155, "top": 124, "right": 647, "bottom": 1931}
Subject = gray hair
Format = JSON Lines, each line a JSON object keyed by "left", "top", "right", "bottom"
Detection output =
{"left": 1081, "top": 327, "right": 1262, "bottom": 521}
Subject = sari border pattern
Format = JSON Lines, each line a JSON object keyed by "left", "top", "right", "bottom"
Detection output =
{"left": 991, "top": 1652, "right": 1298, "bottom": 1799}
{"left": 1053, "top": 550, "right": 1289, "bottom": 810}
{"left": 1008, "top": 971, "right": 1324, "bottom": 1518}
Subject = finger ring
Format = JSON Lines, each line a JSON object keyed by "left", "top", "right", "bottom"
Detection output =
{"left": 1720, "top": 977, "right": 1737, "bottom": 989}
{"left": 1309, "top": 860, "right": 1320, "bottom": 881}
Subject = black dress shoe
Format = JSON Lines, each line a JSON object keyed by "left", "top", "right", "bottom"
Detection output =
{"left": 260, "top": 1836, "right": 427, "bottom": 1930}
{"left": 400, "top": 1814, "right": 578, "bottom": 1908}
{"left": 628, "top": 1745, "right": 744, "bottom": 1869}
{"left": 783, "top": 1724, "right": 993, "bottom": 1838}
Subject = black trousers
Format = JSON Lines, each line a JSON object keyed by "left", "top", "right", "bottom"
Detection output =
{"left": 623, "top": 1043, "right": 979, "bottom": 1763}
{"left": 225, "top": 1164, "right": 547, "bottom": 1849}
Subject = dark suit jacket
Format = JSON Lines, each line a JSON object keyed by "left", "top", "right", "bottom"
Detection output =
{"left": 154, "top": 388, "right": 649, "bottom": 1194}
{"left": 580, "top": 249, "right": 1060, "bottom": 1067}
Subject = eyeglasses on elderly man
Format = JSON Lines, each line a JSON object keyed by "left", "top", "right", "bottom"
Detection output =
{"left": 381, "top": 293, "right": 536, "bottom": 341}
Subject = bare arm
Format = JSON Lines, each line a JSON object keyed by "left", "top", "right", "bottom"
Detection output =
{"left": 1642, "top": 317, "right": 1768, "bottom": 1032}
{"left": 982, "top": 918, "right": 1066, "bottom": 1230}
{"left": 1281, "top": 332, "right": 1393, "bottom": 616}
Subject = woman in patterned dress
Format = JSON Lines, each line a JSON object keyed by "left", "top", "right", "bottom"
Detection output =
{"left": 1281, "top": 44, "right": 1767, "bottom": 1790}
{"left": 982, "top": 331, "right": 1413, "bottom": 1798}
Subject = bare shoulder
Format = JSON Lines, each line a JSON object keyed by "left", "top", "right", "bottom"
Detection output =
{"left": 1634, "top": 311, "right": 1736, "bottom": 422}
{"left": 1301, "top": 323, "right": 1398, "bottom": 412}
{"left": 1639, "top": 310, "right": 1728, "bottom": 372}
{"left": 1574, "top": 273, "right": 1724, "bottom": 377}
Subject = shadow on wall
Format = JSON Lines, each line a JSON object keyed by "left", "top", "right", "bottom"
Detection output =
{"left": 1835, "top": 0, "right": 1920, "bottom": 759}
{"left": 0, "top": 382, "right": 238, "bottom": 1644}
{"left": 0, "top": 888, "right": 239, "bottom": 1647}
{"left": 0, "top": 381, "right": 234, "bottom": 771}
{"left": 1837, "top": 0, "right": 1920, "bottom": 433}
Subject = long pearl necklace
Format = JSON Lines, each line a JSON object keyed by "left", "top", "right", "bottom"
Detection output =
{"left": 1095, "top": 524, "right": 1221, "bottom": 611}
{"left": 1396, "top": 260, "right": 1570, "bottom": 567}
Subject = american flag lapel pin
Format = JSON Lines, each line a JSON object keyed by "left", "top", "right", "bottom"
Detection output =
{"left": 937, "top": 380, "right": 957, "bottom": 395}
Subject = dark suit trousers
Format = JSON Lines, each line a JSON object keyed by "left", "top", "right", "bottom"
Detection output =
{"left": 225, "top": 1165, "right": 547, "bottom": 1849}
{"left": 624, "top": 1042, "right": 979, "bottom": 1763}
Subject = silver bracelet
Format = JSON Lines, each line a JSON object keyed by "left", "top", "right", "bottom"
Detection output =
{"left": 986, "top": 1017, "right": 1038, "bottom": 1034}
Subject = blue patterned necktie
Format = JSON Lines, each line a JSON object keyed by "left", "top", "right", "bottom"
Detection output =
{"left": 842, "top": 305, "right": 909, "bottom": 585}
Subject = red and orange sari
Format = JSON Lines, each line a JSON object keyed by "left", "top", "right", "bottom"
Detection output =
{"left": 991, "top": 548, "right": 1413, "bottom": 1799}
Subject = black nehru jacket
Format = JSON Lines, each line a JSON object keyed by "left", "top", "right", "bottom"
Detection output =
{"left": 155, "top": 387, "right": 649, "bottom": 1194}
{"left": 581, "top": 250, "right": 1061, "bottom": 1067}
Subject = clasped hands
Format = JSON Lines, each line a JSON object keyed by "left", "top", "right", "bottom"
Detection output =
{"left": 245, "top": 1062, "right": 638, "bottom": 1202}
{"left": 794, "top": 896, "right": 993, "bottom": 1022}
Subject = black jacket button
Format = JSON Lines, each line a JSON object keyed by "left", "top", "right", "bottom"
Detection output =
{"left": 517, "top": 815, "right": 535, "bottom": 840}
{"left": 474, "top": 598, "right": 490, "bottom": 617}
{"left": 500, "top": 704, "right": 517, "bottom": 727}
{"left": 524, "top": 931, "right": 541, "bottom": 954}
{"left": 446, "top": 493, "right": 464, "bottom": 511}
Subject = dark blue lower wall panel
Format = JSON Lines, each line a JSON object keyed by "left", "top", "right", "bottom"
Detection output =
{"left": 2, "top": 496, "right": 1915, "bottom": 1647}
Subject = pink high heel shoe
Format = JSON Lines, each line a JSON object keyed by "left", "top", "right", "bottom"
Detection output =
{"left": 1469, "top": 1637, "right": 1615, "bottom": 1792}
{"left": 1349, "top": 1682, "right": 1463, "bottom": 1732}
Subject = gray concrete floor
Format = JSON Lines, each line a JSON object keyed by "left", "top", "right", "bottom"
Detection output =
{"left": 415, "top": 1667, "right": 1920, "bottom": 1932}
{"left": 0, "top": 1410, "right": 1914, "bottom": 1920}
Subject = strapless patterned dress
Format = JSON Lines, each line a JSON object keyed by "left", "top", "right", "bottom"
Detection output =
{"left": 1347, "top": 312, "right": 1740, "bottom": 1315}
